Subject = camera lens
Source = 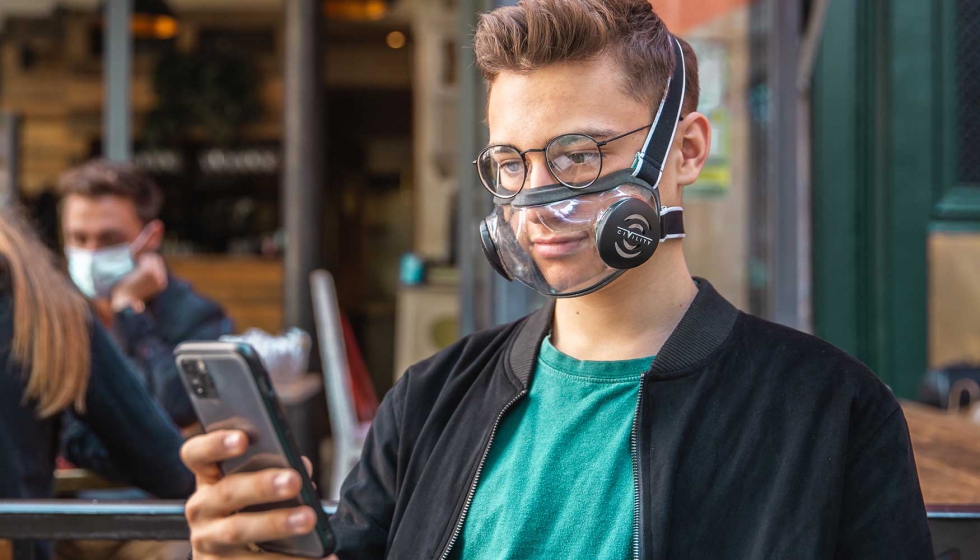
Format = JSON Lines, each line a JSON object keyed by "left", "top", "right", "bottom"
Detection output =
{"left": 181, "top": 358, "right": 217, "bottom": 398}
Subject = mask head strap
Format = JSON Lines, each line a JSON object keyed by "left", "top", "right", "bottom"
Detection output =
{"left": 631, "top": 36, "right": 686, "bottom": 189}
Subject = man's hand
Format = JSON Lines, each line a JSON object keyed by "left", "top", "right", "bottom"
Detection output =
{"left": 110, "top": 253, "right": 169, "bottom": 313}
{"left": 91, "top": 298, "right": 116, "bottom": 328}
{"left": 180, "top": 430, "right": 333, "bottom": 559}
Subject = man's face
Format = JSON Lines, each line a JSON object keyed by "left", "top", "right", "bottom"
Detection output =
{"left": 487, "top": 57, "right": 654, "bottom": 292}
{"left": 62, "top": 194, "right": 146, "bottom": 251}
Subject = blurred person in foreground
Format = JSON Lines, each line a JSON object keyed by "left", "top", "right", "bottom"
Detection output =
{"left": 178, "top": 1, "right": 932, "bottom": 559}
{"left": 57, "top": 159, "right": 233, "bottom": 478}
{"left": 0, "top": 207, "right": 193, "bottom": 560}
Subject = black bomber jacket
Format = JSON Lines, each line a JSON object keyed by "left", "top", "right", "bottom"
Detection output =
{"left": 328, "top": 279, "right": 933, "bottom": 559}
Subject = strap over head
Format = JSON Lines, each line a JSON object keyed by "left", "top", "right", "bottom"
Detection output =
{"left": 631, "top": 36, "right": 686, "bottom": 189}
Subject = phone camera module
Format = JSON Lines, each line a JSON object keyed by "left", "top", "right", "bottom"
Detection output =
{"left": 182, "top": 358, "right": 218, "bottom": 399}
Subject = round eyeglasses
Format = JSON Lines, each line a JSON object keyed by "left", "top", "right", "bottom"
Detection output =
{"left": 474, "top": 123, "right": 651, "bottom": 199}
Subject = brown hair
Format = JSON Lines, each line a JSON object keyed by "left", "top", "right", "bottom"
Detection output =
{"left": 0, "top": 207, "right": 91, "bottom": 417}
{"left": 58, "top": 159, "right": 163, "bottom": 223}
{"left": 474, "top": 0, "right": 700, "bottom": 116}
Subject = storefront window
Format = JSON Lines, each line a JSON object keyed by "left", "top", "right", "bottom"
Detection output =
{"left": 674, "top": 4, "right": 759, "bottom": 311}
{"left": 929, "top": 232, "right": 980, "bottom": 370}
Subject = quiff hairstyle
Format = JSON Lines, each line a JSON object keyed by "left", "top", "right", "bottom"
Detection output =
{"left": 474, "top": 0, "right": 700, "bottom": 116}
{"left": 58, "top": 159, "right": 163, "bottom": 224}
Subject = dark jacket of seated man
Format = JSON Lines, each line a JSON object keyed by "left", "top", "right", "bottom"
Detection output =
{"left": 61, "top": 275, "right": 232, "bottom": 481}
{"left": 328, "top": 280, "right": 933, "bottom": 560}
{"left": 55, "top": 158, "right": 233, "bottom": 484}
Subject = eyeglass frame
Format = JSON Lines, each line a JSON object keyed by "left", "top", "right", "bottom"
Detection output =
{"left": 472, "top": 123, "right": 653, "bottom": 199}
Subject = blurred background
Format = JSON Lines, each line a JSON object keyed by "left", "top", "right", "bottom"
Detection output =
{"left": 0, "top": 0, "right": 979, "bottom": 555}
{"left": 2, "top": 0, "right": 977, "bottom": 400}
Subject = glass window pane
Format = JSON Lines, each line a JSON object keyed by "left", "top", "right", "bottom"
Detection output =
{"left": 929, "top": 231, "right": 980, "bottom": 369}
{"left": 670, "top": 3, "right": 764, "bottom": 312}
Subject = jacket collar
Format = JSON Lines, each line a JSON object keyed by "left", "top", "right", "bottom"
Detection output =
{"left": 506, "top": 277, "right": 740, "bottom": 385}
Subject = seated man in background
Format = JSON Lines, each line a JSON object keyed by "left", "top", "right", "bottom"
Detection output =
{"left": 57, "top": 159, "right": 233, "bottom": 478}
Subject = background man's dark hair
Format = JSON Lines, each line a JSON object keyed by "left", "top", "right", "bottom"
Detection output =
{"left": 57, "top": 159, "right": 163, "bottom": 224}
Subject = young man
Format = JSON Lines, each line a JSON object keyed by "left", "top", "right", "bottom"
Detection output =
{"left": 58, "top": 159, "right": 233, "bottom": 477}
{"left": 180, "top": 1, "right": 933, "bottom": 558}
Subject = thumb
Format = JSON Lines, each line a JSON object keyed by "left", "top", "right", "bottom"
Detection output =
{"left": 144, "top": 254, "right": 168, "bottom": 285}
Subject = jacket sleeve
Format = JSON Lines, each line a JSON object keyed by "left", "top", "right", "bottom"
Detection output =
{"left": 0, "top": 427, "right": 27, "bottom": 498}
{"left": 61, "top": 410, "right": 128, "bottom": 481}
{"left": 834, "top": 407, "right": 934, "bottom": 559}
{"left": 112, "top": 302, "right": 233, "bottom": 427}
{"left": 328, "top": 376, "right": 406, "bottom": 559}
{"left": 73, "top": 319, "right": 195, "bottom": 498}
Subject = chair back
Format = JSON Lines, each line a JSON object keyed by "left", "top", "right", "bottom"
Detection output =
{"left": 310, "top": 270, "right": 358, "bottom": 444}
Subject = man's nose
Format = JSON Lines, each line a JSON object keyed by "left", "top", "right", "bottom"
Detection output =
{"left": 524, "top": 152, "right": 554, "bottom": 190}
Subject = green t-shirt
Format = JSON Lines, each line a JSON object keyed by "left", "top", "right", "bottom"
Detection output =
{"left": 449, "top": 336, "right": 653, "bottom": 559}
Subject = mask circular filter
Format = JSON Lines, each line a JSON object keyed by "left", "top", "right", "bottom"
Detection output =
{"left": 480, "top": 181, "right": 663, "bottom": 297}
{"left": 595, "top": 197, "right": 661, "bottom": 270}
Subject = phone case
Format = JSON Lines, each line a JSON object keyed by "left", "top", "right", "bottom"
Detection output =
{"left": 174, "top": 341, "right": 334, "bottom": 558}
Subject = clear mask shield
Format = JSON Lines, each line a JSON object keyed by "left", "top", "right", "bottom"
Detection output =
{"left": 484, "top": 170, "right": 661, "bottom": 297}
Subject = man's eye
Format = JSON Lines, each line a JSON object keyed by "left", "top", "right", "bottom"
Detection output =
{"left": 498, "top": 161, "right": 523, "bottom": 175}
{"left": 566, "top": 151, "right": 600, "bottom": 165}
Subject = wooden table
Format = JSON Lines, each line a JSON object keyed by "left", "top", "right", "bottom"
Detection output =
{"left": 902, "top": 400, "right": 980, "bottom": 506}
{"left": 53, "top": 469, "right": 127, "bottom": 496}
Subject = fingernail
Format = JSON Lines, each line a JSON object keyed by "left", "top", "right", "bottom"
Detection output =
{"left": 274, "top": 472, "right": 295, "bottom": 492}
{"left": 289, "top": 510, "right": 311, "bottom": 529}
{"left": 224, "top": 433, "right": 243, "bottom": 450}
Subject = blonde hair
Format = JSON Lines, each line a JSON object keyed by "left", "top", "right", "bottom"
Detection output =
{"left": 0, "top": 206, "right": 90, "bottom": 417}
{"left": 474, "top": 0, "right": 701, "bottom": 115}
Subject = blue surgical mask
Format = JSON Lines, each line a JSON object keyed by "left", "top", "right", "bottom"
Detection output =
{"left": 65, "top": 228, "right": 150, "bottom": 299}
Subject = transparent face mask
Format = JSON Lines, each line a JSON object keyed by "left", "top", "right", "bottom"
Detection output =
{"left": 485, "top": 181, "right": 657, "bottom": 297}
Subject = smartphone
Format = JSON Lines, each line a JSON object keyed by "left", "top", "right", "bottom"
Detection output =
{"left": 174, "top": 341, "right": 334, "bottom": 558}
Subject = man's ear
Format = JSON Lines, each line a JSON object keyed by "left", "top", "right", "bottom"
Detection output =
{"left": 675, "top": 112, "right": 711, "bottom": 187}
{"left": 142, "top": 219, "right": 165, "bottom": 253}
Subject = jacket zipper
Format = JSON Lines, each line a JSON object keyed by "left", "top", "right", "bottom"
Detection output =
{"left": 629, "top": 380, "right": 644, "bottom": 560}
{"left": 439, "top": 389, "right": 528, "bottom": 560}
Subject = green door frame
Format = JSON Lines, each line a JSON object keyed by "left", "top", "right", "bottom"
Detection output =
{"left": 811, "top": 0, "right": 936, "bottom": 399}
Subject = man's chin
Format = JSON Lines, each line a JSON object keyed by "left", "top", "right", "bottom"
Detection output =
{"left": 538, "top": 268, "right": 611, "bottom": 295}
